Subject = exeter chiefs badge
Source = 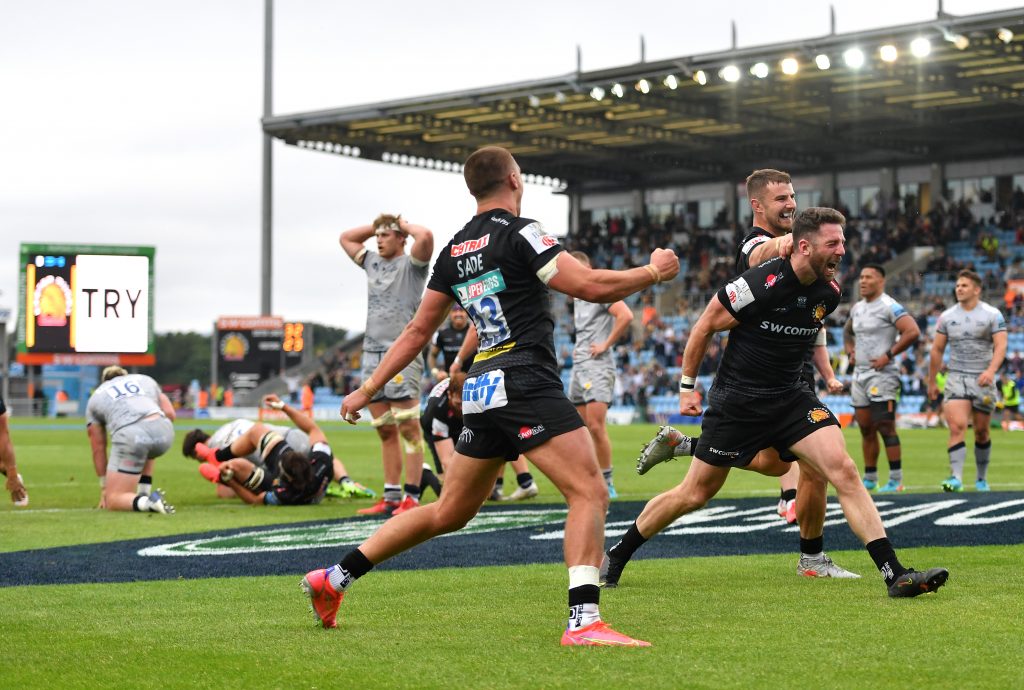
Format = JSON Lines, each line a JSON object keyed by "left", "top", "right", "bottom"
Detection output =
{"left": 807, "top": 407, "right": 830, "bottom": 423}
{"left": 811, "top": 302, "right": 827, "bottom": 324}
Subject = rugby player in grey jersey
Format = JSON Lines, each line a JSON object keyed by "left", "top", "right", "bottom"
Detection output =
{"left": 85, "top": 366, "right": 175, "bottom": 514}
{"left": 567, "top": 251, "right": 634, "bottom": 499}
{"left": 928, "top": 269, "right": 1007, "bottom": 492}
{"left": 844, "top": 264, "right": 920, "bottom": 492}
{"left": 340, "top": 214, "right": 433, "bottom": 516}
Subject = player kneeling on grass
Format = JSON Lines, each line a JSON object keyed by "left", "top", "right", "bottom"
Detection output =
{"left": 182, "top": 414, "right": 374, "bottom": 500}
{"left": 193, "top": 394, "right": 344, "bottom": 506}
{"left": 86, "top": 366, "right": 176, "bottom": 514}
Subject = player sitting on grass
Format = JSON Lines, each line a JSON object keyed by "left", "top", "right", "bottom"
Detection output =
{"left": 182, "top": 414, "right": 374, "bottom": 500}
{"left": 191, "top": 394, "right": 355, "bottom": 506}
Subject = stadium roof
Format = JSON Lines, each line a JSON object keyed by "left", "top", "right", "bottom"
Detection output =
{"left": 264, "top": 8, "right": 1024, "bottom": 192}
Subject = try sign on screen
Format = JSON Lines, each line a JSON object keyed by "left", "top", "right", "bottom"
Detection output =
{"left": 17, "top": 243, "right": 156, "bottom": 365}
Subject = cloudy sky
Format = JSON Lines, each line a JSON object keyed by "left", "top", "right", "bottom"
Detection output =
{"left": 2, "top": 0, "right": 1019, "bottom": 336}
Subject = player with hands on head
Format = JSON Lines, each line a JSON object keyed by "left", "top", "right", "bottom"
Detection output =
{"left": 340, "top": 213, "right": 433, "bottom": 516}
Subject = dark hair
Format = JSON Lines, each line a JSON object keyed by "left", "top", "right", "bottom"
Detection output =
{"left": 746, "top": 169, "right": 792, "bottom": 200}
{"left": 464, "top": 146, "right": 515, "bottom": 199}
{"left": 861, "top": 263, "right": 886, "bottom": 278}
{"left": 182, "top": 428, "right": 210, "bottom": 458}
{"left": 792, "top": 207, "right": 846, "bottom": 244}
{"left": 957, "top": 269, "right": 982, "bottom": 287}
{"left": 278, "top": 449, "right": 313, "bottom": 492}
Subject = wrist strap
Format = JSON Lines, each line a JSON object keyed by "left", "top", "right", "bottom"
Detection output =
{"left": 679, "top": 375, "right": 696, "bottom": 392}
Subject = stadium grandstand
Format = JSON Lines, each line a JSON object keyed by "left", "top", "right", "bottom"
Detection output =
{"left": 265, "top": 7, "right": 1024, "bottom": 425}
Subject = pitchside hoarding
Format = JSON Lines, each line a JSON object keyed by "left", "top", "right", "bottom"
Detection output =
{"left": 16, "top": 243, "right": 156, "bottom": 365}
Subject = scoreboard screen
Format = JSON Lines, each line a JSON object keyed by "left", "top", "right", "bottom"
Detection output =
{"left": 16, "top": 243, "right": 156, "bottom": 365}
{"left": 216, "top": 316, "right": 284, "bottom": 390}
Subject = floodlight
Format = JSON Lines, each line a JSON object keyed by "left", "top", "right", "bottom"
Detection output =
{"left": 694, "top": 70, "right": 708, "bottom": 85}
{"left": 750, "top": 62, "right": 769, "bottom": 78}
{"left": 663, "top": 74, "right": 679, "bottom": 89}
{"left": 843, "top": 47, "right": 865, "bottom": 69}
{"left": 611, "top": 83, "right": 625, "bottom": 97}
{"left": 997, "top": 27, "right": 1014, "bottom": 44}
{"left": 554, "top": 91, "right": 567, "bottom": 103}
{"left": 590, "top": 86, "right": 605, "bottom": 100}
{"left": 815, "top": 54, "right": 831, "bottom": 70}
{"left": 910, "top": 37, "right": 931, "bottom": 57}
{"left": 528, "top": 95, "right": 541, "bottom": 107}
{"left": 780, "top": 57, "right": 799, "bottom": 75}
{"left": 943, "top": 30, "right": 969, "bottom": 50}
{"left": 879, "top": 44, "right": 898, "bottom": 62}
{"left": 635, "top": 78, "right": 651, "bottom": 94}
{"left": 720, "top": 64, "right": 741, "bottom": 82}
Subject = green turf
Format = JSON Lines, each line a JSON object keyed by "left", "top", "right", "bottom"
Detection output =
{"left": 3, "top": 421, "right": 1023, "bottom": 551}
{"left": 1, "top": 546, "right": 1021, "bottom": 689}
{"left": 1, "top": 421, "right": 1022, "bottom": 689}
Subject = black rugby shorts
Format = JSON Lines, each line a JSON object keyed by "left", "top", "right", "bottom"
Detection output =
{"left": 694, "top": 384, "right": 839, "bottom": 467}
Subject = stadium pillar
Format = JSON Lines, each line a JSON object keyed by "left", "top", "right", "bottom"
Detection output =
{"left": 880, "top": 167, "right": 896, "bottom": 215}
{"left": 260, "top": 0, "right": 274, "bottom": 316}
{"left": 819, "top": 172, "right": 836, "bottom": 206}
{"left": 929, "top": 163, "right": 945, "bottom": 213}
{"left": 568, "top": 191, "right": 581, "bottom": 236}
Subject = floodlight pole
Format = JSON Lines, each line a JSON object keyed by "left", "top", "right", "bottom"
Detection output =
{"left": 260, "top": 0, "right": 274, "bottom": 316}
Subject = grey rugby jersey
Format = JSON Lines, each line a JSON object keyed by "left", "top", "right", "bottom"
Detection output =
{"left": 85, "top": 374, "right": 163, "bottom": 434}
{"left": 849, "top": 293, "right": 908, "bottom": 373}
{"left": 361, "top": 251, "right": 428, "bottom": 352}
{"left": 936, "top": 301, "right": 1006, "bottom": 374}
{"left": 572, "top": 299, "right": 614, "bottom": 365}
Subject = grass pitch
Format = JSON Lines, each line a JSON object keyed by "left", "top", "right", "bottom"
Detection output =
{"left": 1, "top": 420, "right": 1022, "bottom": 688}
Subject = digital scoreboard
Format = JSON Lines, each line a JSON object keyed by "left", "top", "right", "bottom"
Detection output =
{"left": 16, "top": 243, "right": 156, "bottom": 365}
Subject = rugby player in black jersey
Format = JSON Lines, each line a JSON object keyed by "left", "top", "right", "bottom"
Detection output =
{"left": 418, "top": 370, "right": 539, "bottom": 500}
{"left": 604, "top": 207, "right": 948, "bottom": 599}
{"left": 635, "top": 168, "right": 853, "bottom": 580}
{"left": 300, "top": 146, "right": 678, "bottom": 646}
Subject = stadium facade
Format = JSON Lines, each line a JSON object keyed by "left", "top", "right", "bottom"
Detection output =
{"left": 263, "top": 8, "right": 1024, "bottom": 234}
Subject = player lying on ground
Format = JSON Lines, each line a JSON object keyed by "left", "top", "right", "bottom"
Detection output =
{"left": 192, "top": 395, "right": 356, "bottom": 506}
{"left": 182, "top": 412, "right": 374, "bottom": 500}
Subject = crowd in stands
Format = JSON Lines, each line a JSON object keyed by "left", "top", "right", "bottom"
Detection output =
{"left": 311, "top": 187, "right": 1024, "bottom": 416}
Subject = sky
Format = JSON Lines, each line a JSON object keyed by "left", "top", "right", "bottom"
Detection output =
{"left": 2, "top": 0, "right": 1021, "bottom": 337}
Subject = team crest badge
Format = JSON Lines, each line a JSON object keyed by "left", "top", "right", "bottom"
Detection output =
{"left": 807, "top": 408, "right": 830, "bottom": 423}
{"left": 811, "top": 303, "right": 827, "bottom": 323}
{"left": 391, "top": 373, "right": 405, "bottom": 385}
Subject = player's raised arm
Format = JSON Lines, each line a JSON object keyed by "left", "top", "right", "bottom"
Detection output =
{"left": 339, "top": 223, "right": 375, "bottom": 264}
{"left": 341, "top": 289, "right": 453, "bottom": 423}
{"left": 547, "top": 248, "right": 679, "bottom": 303}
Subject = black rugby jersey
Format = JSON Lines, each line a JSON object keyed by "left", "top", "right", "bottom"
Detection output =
{"left": 716, "top": 257, "right": 841, "bottom": 396}
{"left": 432, "top": 325, "right": 473, "bottom": 371}
{"left": 421, "top": 378, "right": 463, "bottom": 442}
{"left": 734, "top": 227, "right": 774, "bottom": 273}
{"left": 735, "top": 226, "right": 817, "bottom": 384}
{"left": 270, "top": 441, "right": 333, "bottom": 505}
{"left": 427, "top": 209, "right": 563, "bottom": 376}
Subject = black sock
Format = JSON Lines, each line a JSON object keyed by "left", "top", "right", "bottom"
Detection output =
{"left": 608, "top": 522, "right": 648, "bottom": 561}
{"left": 888, "top": 461, "right": 901, "bottom": 471}
{"left": 403, "top": 483, "right": 421, "bottom": 502}
{"left": 516, "top": 472, "right": 534, "bottom": 489}
{"left": 781, "top": 488, "right": 796, "bottom": 502}
{"left": 138, "top": 475, "right": 152, "bottom": 495}
{"left": 337, "top": 475, "right": 350, "bottom": 484}
{"left": 214, "top": 446, "right": 234, "bottom": 462}
{"left": 866, "top": 537, "right": 908, "bottom": 586}
{"left": 132, "top": 495, "right": 146, "bottom": 512}
{"left": 495, "top": 477, "right": 504, "bottom": 489}
{"left": 339, "top": 548, "right": 375, "bottom": 581}
{"left": 419, "top": 467, "right": 442, "bottom": 497}
{"left": 568, "top": 584, "right": 600, "bottom": 606}
{"left": 800, "top": 535, "right": 824, "bottom": 556}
